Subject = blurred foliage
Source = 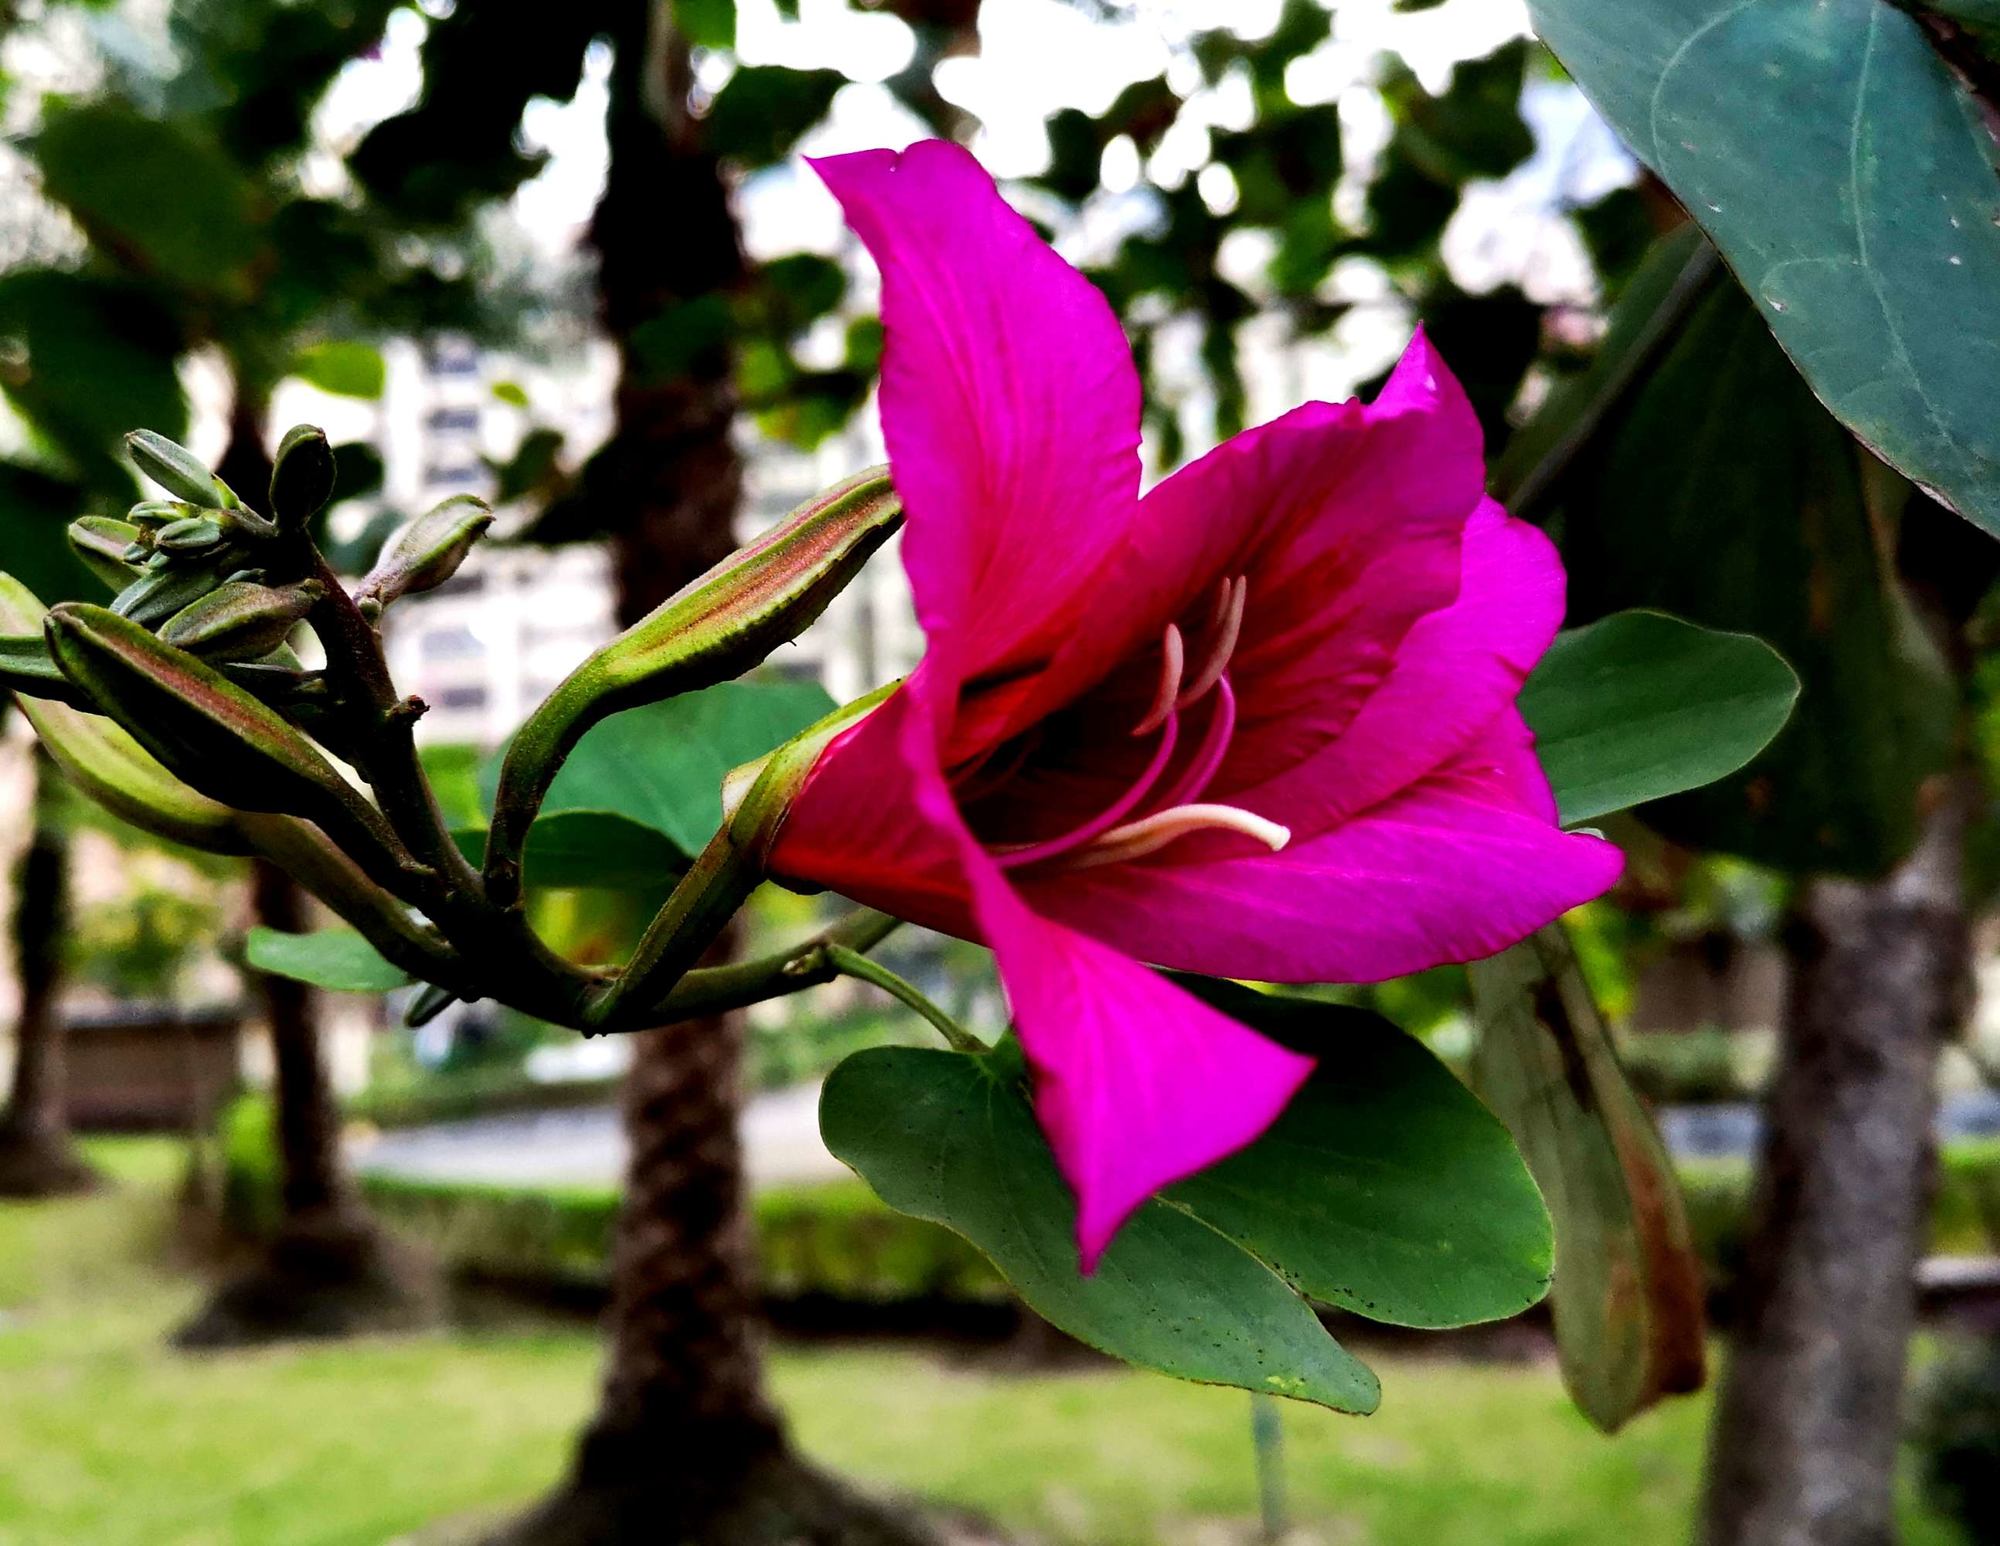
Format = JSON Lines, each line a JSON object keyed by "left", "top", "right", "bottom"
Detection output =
{"left": 1912, "top": 1336, "right": 2000, "bottom": 1544}
{"left": 67, "top": 882, "right": 222, "bottom": 1002}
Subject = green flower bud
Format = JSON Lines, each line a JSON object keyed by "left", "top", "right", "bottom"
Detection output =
{"left": 0, "top": 574, "right": 246, "bottom": 854}
{"left": 159, "top": 579, "right": 324, "bottom": 663}
{"left": 483, "top": 468, "right": 901, "bottom": 903}
{"left": 0, "top": 631, "right": 95, "bottom": 707}
{"left": 270, "top": 425, "right": 336, "bottom": 527}
{"left": 126, "top": 429, "right": 241, "bottom": 510}
{"left": 153, "top": 515, "right": 228, "bottom": 555}
{"left": 68, "top": 517, "right": 147, "bottom": 593}
{"left": 43, "top": 602, "right": 406, "bottom": 874}
{"left": 358, "top": 494, "right": 494, "bottom": 608}
{"left": 111, "top": 558, "right": 235, "bottom": 629}
{"left": 128, "top": 499, "right": 205, "bottom": 529}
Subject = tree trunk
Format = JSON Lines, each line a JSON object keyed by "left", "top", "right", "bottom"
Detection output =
{"left": 1699, "top": 779, "right": 1972, "bottom": 1546}
{"left": 0, "top": 740, "right": 97, "bottom": 1196}
{"left": 489, "top": 9, "right": 941, "bottom": 1541}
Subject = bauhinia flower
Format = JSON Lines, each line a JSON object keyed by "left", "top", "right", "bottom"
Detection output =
{"left": 770, "top": 141, "right": 1623, "bottom": 1267}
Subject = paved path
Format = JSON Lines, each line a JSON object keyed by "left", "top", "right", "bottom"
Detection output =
{"left": 354, "top": 1083, "right": 2000, "bottom": 1191}
{"left": 353, "top": 1082, "right": 846, "bottom": 1191}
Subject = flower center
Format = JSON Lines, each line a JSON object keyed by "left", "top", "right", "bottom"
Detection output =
{"left": 987, "top": 576, "right": 1288, "bottom": 872}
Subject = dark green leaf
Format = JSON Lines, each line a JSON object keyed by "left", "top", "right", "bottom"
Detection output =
{"left": 245, "top": 927, "right": 410, "bottom": 993}
{"left": 821, "top": 1043, "right": 1381, "bottom": 1413}
{"left": 702, "top": 67, "right": 845, "bottom": 167}
{"left": 1168, "top": 981, "right": 1552, "bottom": 1329}
{"left": 482, "top": 679, "right": 836, "bottom": 858}
{"left": 1529, "top": 0, "right": 2000, "bottom": 535}
{"left": 451, "top": 810, "right": 687, "bottom": 891}
{"left": 1520, "top": 610, "right": 1799, "bottom": 826}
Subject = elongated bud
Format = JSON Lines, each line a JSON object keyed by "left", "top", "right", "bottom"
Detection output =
{"left": 0, "top": 631, "right": 96, "bottom": 707}
{"left": 0, "top": 574, "right": 246, "bottom": 853}
{"left": 68, "top": 517, "right": 147, "bottom": 592}
{"left": 358, "top": 494, "right": 494, "bottom": 608}
{"left": 111, "top": 558, "right": 236, "bottom": 629}
{"left": 159, "top": 579, "right": 323, "bottom": 662}
{"left": 44, "top": 603, "right": 409, "bottom": 879}
{"left": 484, "top": 468, "right": 901, "bottom": 903}
{"left": 153, "top": 515, "right": 227, "bottom": 555}
{"left": 271, "top": 425, "right": 336, "bottom": 527}
{"left": 127, "top": 429, "right": 241, "bottom": 510}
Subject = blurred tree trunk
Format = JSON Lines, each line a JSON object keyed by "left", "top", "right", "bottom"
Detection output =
{"left": 0, "top": 739, "right": 97, "bottom": 1196}
{"left": 1699, "top": 780, "right": 1973, "bottom": 1545}
{"left": 174, "top": 398, "right": 436, "bottom": 1347}
{"left": 488, "top": 7, "right": 936, "bottom": 1542}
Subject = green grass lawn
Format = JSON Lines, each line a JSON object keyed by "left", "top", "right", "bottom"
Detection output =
{"left": 0, "top": 1139, "right": 1968, "bottom": 1546}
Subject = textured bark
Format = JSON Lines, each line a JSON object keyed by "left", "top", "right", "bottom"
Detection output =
{"left": 0, "top": 741, "right": 96, "bottom": 1196}
{"left": 1700, "top": 781, "right": 1973, "bottom": 1546}
{"left": 488, "top": 11, "right": 943, "bottom": 1541}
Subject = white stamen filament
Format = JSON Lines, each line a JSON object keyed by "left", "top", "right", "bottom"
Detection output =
{"left": 1068, "top": 802, "right": 1290, "bottom": 871}
{"left": 1177, "top": 575, "right": 1246, "bottom": 709}
{"left": 1131, "top": 623, "right": 1184, "bottom": 736}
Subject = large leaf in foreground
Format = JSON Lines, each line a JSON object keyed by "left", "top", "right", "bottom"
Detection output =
{"left": 482, "top": 679, "right": 834, "bottom": 860}
{"left": 1530, "top": 0, "right": 2000, "bottom": 536}
{"left": 1469, "top": 925, "right": 1707, "bottom": 1433}
{"left": 1520, "top": 610, "right": 1798, "bottom": 827}
{"left": 1170, "top": 980, "right": 1552, "bottom": 1329}
{"left": 452, "top": 810, "right": 686, "bottom": 891}
{"left": 821, "top": 1041, "right": 1381, "bottom": 1413}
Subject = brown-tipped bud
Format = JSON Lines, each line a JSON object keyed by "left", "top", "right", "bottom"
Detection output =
{"left": 126, "top": 429, "right": 241, "bottom": 510}
{"left": 159, "top": 579, "right": 323, "bottom": 663}
{"left": 271, "top": 425, "right": 336, "bottom": 527}
{"left": 358, "top": 494, "right": 494, "bottom": 608}
{"left": 68, "top": 517, "right": 147, "bottom": 593}
{"left": 43, "top": 603, "right": 405, "bottom": 871}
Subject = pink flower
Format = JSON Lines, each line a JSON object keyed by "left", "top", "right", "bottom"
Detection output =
{"left": 772, "top": 141, "right": 1622, "bottom": 1268}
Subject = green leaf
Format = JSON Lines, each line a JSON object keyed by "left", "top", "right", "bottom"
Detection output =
{"left": 702, "top": 67, "right": 845, "bottom": 167}
{"left": 451, "top": 810, "right": 687, "bottom": 891}
{"left": 482, "top": 679, "right": 836, "bottom": 859}
{"left": 34, "top": 102, "right": 263, "bottom": 299}
{"left": 1469, "top": 926, "right": 1707, "bottom": 1433}
{"left": 245, "top": 927, "right": 411, "bottom": 993}
{"left": 1520, "top": 610, "right": 1799, "bottom": 827}
{"left": 1544, "top": 238, "right": 1956, "bottom": 876}
{"left": 1168, "top": 981, "right": 1552, "bottom": 1329}
{"left": 821, "top": 1043, "right": 1381, "bottom": 1414}
{"left": 291, "top": 341, "right": 387, "bottom": 400}
{"left": 1529, "top": 0, "right": 2000, "bottom": 536}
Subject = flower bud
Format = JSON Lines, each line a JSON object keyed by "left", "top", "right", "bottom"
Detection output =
{"left": 482, "top": 468, "right": 900, "bottom": 902}
{"left": 126, "top": 429, "right": 241, "bottom": 510}
{"left": 68, "top": 517, "right": 147, "bottom": 593}
{"left": 0, "top": 631, "right": 94, "bottom": 707}
{"left": 0, "top": 574, "right": 245, "bottom": 853}
{"left": 270, "top": 425, "right": 336, "bottom": 527}
{"left": 127, "top": 499, "right": 205, "bottom": 529}
{"left": 159, "top": 579, "right": 323, "bottom": 663}
{"left": 111, "top": 558, "right": 236, "bottom": 629}
{"left": 43, "top": 602, "right": 404, "bottom": 870}
{"left": 153, "top": 515, "right": 228, "bottom": 555}
{"left": 358, "top": 495, "right": 494, "bottom": 608}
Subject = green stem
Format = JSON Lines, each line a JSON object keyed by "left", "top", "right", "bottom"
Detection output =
{"left": 817, "top": 943, "right": 983, "bottom": 1053}
{"left": 586, "top": 824, "right": 763, "bottom": 1030}
{"left": 626, "top": 909, "right": 902, "bottom": 1028}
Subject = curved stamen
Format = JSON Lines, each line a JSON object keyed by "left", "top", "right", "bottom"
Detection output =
{"left": 994, "top": 711, "right": 1181, "bottom": 870}
{"left": 1149, "top": 674, "right": 1237, "bottom": 815}
{"left": 1178, "top": 576, "right": 1246, "bottom": 709}
{"left": 1132, "top": 623, "right": 1185, "bottom": 737}
{"left": 1069, "top": 801, "right": 1290, "bottom": 871}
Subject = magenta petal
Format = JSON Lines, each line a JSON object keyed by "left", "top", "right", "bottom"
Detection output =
{"left": 810, "top": 144, "right": 1145, "bottom": 752}
{"left": 1221, "top": 499, "right": 1568, "bottom": 836}
{"left": 1024, "top": 710, "right": 1623, "bottom": 985}
{"left": 966, "top": 855, "right": 1314, "bottom": 1269}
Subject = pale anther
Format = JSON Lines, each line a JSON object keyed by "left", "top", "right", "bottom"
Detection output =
{"left": 1177, "top": 575, "right": 1246, "bottom": 709}
{"left": 1068, "top": 801, "right": 1290, "bottom": 870}
{"left": 1132, "top": 622, "right": 1184, "bottom": 736}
